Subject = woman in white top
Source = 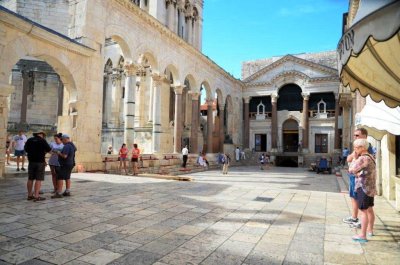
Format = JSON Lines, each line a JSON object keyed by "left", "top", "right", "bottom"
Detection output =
{"left": 49, "top": 133, "right": 64, "bottom": 193}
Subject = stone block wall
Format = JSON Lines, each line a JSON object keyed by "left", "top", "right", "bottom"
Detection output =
{"left": 0, "top": 0, "right": 70, "bottom": 35}
{"left": 9, "top": 68, "right": 59, "bottom": 127}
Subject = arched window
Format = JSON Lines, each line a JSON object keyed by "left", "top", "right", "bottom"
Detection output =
{"left": 278, "top": 84, "right": 303, "bottom": 111}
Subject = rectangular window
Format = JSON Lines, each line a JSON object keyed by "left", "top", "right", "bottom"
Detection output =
{"left": 255, "top": 134, "right": 267, "bottom": 152}
{"left": 315, "top": 134, "right": 328, "bottom": 153}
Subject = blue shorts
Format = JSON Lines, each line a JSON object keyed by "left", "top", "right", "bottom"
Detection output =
{"left": 349, "top": 173, "right": 357, "bottom": 198}
{"left": 14, "top": 150, "right": 25, "bottom": 156}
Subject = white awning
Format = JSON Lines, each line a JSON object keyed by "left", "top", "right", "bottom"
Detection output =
{"left": 355, "top": 96, "right": 400, "bottom": 139}
{"left": 338, "top": 0, "right": 400, "bottom": 108}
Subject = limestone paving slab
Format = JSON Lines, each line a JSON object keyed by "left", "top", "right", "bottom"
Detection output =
{"left": 77, "top": 248, "right": 122, "bottom": 265}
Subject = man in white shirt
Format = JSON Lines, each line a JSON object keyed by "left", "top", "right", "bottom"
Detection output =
{"left": 181, "top": 145, "right": 189, "bottom": 168}
{"left": 235, "top": 147, "right": 240, "bottom": 162}
{"left": 13, "top": 130, "right": 27, "bottom": 171}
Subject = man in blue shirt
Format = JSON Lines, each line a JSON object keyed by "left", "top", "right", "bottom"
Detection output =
{"left": 52, "top": 134, "right": 77, "bottom": 198}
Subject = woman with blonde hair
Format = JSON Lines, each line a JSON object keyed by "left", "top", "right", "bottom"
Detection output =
{"left": 348, "top": 138, "right": 376, "bottom": 243}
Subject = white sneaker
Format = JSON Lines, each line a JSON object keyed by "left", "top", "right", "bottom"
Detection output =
{"left": 350, "top": 221, "right": 361, "bottom": 229}
{"left": 343, "top": 216, "right": 358, "bottom": 224}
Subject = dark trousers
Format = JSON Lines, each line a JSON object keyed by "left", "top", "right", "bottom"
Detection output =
{"left": 182, "top": 155, "right": 188, "bottom": 168}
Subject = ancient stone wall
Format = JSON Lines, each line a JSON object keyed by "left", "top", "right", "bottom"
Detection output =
{"left": 0, "top": 0, "right": 70, "bottom": 35}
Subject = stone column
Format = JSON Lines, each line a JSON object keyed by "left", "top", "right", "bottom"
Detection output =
{"left": 342, "top": 103, "right": 351, "bottom": 149}
{"left": 334, "top": 94, "right": 340, "bottom": 150}
{"left": 187, "top": 17, "right": 193, "bottom": 44}
{"left": 20, "top": 71, "right": 32, "bottom": 124}
{"left": 0, "top": 83, "right": 14, "bottom": 177}
{"left": 167, "top": 0, "right": 175, "bottom": 30}
{"left": 123, "top": 64, "right": 138, "bottom": 148}
{"left": 151, "top": 74, "right": 164, "bottom": 153}
{"left": 206, "top": 99, "right": 214, "bottom": 153}
{"left": 219, "top": 106, "right": 225, "bottom": 152}
{"left": 103, "top": 73, "right": 113, "bottom": 126}
{"left": 110, "top": 71, "right": 122, "bottom": 126}
{"left": 301, "top": 92, "right": 310, "bottom": 151}
{"left": 243, "top": 97, "right": 250, "bottom": 149}
{"left": 173, "top": 85, "right": 184, "bottom": 153}
{"left": 271, "top": 94, "right": 278, "bottom": 150}
{"left": 190, "top": 92, "right": 199, "bottom": 154}
{"left": 146, "top": 68, "right": 154, "bottom": 123}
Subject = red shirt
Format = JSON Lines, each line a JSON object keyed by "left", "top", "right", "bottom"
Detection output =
{"left": 132, "top": 148, "right": 140, "bottom": 159}
{"left": 119, "top": 147, "right": 128, "bottom": 158}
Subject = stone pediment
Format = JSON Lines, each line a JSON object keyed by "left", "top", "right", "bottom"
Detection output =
{"left": 243, "top": 55, "right": 338, "bottom": 85}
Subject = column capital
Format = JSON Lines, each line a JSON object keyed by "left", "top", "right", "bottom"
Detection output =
{"left": 271, "top": 93, "right": 279, "bottom": 103}
{"left": 206, "top": 98, "right": 214, "bottom": 106}
{"left": 189, "top": 92, "right": 200, "bottom": 100}
{"left": 301, "top": 92, "right": 310, "bottom": 100}
{"left": 172, "top": 85, "right": 185, "bottom": 95}
{"left": 124, "top": 63, "right": 139, "bottom": 76}
{"left": 151, "top": 73, "right": 168, "bottom": 86}
{"left": 243, "top": 97, "right": 251, "bottom": 104}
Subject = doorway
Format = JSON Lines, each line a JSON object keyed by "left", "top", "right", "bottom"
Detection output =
{"left": 282, "top": 119, "right": 299, "bottom": 152}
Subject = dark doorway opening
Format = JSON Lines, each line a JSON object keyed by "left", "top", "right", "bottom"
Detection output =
{"left": 276, "top": 156, "right": 298, "bottom": 167}
{"left": 255, "top": 134, "right": 266, "bottom": 152}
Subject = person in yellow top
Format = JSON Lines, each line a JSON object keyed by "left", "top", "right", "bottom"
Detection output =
{"left": 131, "top": 143, "right": 140, "bottom": 176}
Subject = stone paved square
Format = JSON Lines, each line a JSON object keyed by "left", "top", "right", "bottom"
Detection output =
{"left": 0, "top": 167, "right": 399, "bottom": 264}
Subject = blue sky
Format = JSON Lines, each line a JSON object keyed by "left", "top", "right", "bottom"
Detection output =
{"left": 202, "top": 0, "right": 349, "bottom": 79}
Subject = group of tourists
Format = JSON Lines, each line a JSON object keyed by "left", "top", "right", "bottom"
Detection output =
{"left": 117, "top": 143, "right": 141, "bottom": 175}
{"left": 15, "top": 131, "right": 77, "bottom": 202}
{"left": 343, "top": 128, "right": 377, "bottom": 243}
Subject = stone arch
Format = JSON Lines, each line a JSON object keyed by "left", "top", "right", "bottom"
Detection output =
{"left": 164, "top": 64, "right": 180, "bottom": 84}
{"left": 272, "top": 71, "right": 310, "bottom": 90}
{"left": 277, "top": 83, "right": 303, "bottom": 111}
{"left": 104, "top": 25, "right": 134, "bottom": 62}
{"left": 0, "top": 37, "right": 79, "bottom": 102}
{"left": 200, "top": 80, "right": 212, "bottom": 100}
{"left": 138, "top": 51, "right": 159, "bottom": 71}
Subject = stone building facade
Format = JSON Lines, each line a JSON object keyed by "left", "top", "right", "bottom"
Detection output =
{"left": 242, "top": 51, "right": 341, "bottom": 166}
{"left": 0, "top": 0, "right": 242, "bottom": 176}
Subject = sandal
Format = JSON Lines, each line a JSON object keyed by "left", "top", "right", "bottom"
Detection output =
{"left": 27, "top": 195, "right": 35, "bottom": 201}
{"left": 33, "top": 196, "right": 46, "bottom": 202}
{"left": 352, "top": 235, "right": 368, "bottom": 243}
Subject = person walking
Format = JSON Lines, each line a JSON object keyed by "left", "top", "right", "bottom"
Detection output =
{"left": 182, "top": 145, "right": 189, "bottom": 168}
{"left": 222, "top": 153, "right": 230, "bottom": 174}
{"left": 131, "top": 143, "right": 140, "bottom": 176}
{"left": 24, "top": 131, "right": 51, "bottom": 202}
{"left": 119, "top": 143, "right": 129, "bottom": 175}
{"left": 349, "top": 138, "right": 376, "bottom": 243}
{"left": 48, "top": 133, "right": 64, "bottom": 193}
{"left": 259, "top": 153, "right": 265, "bottom": 170}
{"left": 13, "top": 130, "right": 27, "bottom": 171}
{"left": 52, "top": 134, "right": 77, "bottom": 198}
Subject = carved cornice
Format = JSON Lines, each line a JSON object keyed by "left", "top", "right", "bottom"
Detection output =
{"left": 243, "top": 54, "right": 338, "bottom": 83}
{"left": 244, "top": 71, "right": 339, "bottom": 88}
{"left": 113, "top": 0, "right": 242, "bottom": 87}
